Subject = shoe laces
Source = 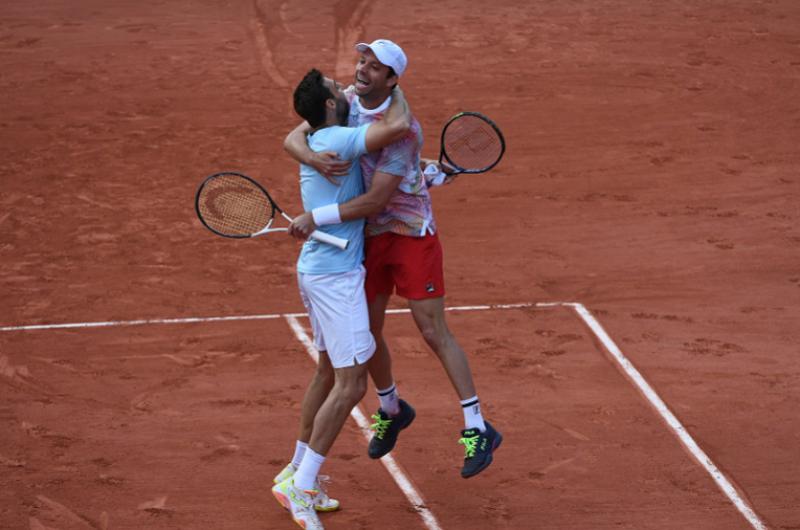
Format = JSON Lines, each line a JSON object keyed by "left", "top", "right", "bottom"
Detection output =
{"left": 459, "top": 432, "right": 479, "bottom": 458}
{"left": 290, "top": 485, "right": 318, "bottom": 511}
{"left": 370, "top": 413, "right": 392, "bottom": 440}
{"left": 314, "top": 475, "right": 331, "bottom": 496}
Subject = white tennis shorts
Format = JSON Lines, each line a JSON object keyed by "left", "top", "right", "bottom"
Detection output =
{"left": 297, "top": 265, "right": 376, "bottom": 369}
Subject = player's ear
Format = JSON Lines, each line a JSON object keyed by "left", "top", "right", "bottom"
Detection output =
{"left": 325, "top": 98, "right": 336, "bottom": 110}
{"left": 384, "top": 75, "right": 398, "bottom": 90}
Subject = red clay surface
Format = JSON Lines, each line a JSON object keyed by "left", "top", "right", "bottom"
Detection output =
{"left": 2, "top": 0, "right": 799, "bottom": 529}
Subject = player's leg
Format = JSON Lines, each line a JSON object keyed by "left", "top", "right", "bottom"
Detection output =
{"left": 287, "top": 362, "right": 369, "bottom": 516}
{"left": 273, "top": 272, "right": 339, "bottom": 519}
{"left": 365, "top": 292, "right": 416, "bottom": 458}
{"left": 296, "top": 266, "right": 375, "bottom": 464}
{"left": 364, "top": 233, "right": 397, "bottom": 394}
{"left": 305, "top": 362, "right": 369, "bottom": 456}
{"left": 273, "top": 266, "right": 375, "bottom": 526}
{"left": 273, "top": 352, "right": 340, "bottom": 516}
{"left": 274, "top": 351, "right": 334, "bottom": 485}
{"left": 368, "top": 292, "right": 404, "bottom": 418}
{"left": 392, "top": 233, "right": 478, "bottom": 399}
{"left": 299, "top": 351, "right": 334, "bottom": 442}
{"left": 408, "top": 296, "right": 502, "bottom": 478}
{"left": 397, "top": 233, "right": 502, "bottom": 478}
{"left": 367, "top": 292, "right": 393, "bottom": 391}
{"left": 408, "top": 296, "right": 477, "bottom": 399}
{"left": 274, "top": 362, "right": 367, "bottom": 529}
{"left": 364, "top": 233, "right": 416, "bottom": 459}
{"left": 275, "top": 274, "right": 335, "bottom": 486}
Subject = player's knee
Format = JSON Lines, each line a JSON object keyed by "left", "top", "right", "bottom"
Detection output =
{"left": 340, "top": 374, "right": 367, "bottom": 405}
{"left": 420, "top": 325, "right": 446, "bottom": 352}
{"left": 353, "top": 374, "right": 368, "bottom": 402}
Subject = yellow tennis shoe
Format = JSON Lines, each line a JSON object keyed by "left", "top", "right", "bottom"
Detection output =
{"left": 273, "top": 463, "right": 340, "bottom": 512}
{"left": 272, "top": 477, "right": 324, "bottom": 530}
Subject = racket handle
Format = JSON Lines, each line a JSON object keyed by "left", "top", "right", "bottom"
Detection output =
{"left": 310, "top": 229, "right": 349, "bottom": 250}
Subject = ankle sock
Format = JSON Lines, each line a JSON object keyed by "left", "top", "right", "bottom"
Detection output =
{"left": 291, "top": 440, "right": 308, "bottom": 468}
{"left": 294, "top": 447, "right": 325, "bottom": 491}
{"left": 377, "top": 383, "right": 401, "bottom": 416}
{"left": 460, "top": 395, "right": 487, "bottom": 432}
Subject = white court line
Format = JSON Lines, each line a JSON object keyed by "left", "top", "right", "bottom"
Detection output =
{"left": 0, "top": 314, "right": 284, "bottom": 332}
{"left": 284, "top": 315, "right": 443, "bottom": 530}
{"left": 0, "top": 302, "right": 543, "bottom": 332}
{"left": 568, "top": 303, "right": 768, "bottom": 530}
{"left": 1, "top": 301, "right": 767, "bottom": 529}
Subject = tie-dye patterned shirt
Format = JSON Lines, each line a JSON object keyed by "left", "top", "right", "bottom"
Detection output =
{"left": 346, "top": 89, "right": 436, "bottom": 237}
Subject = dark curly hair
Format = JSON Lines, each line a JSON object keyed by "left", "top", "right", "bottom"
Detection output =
{"left": 293, "top": 68, "right": 334, "bottom": 128}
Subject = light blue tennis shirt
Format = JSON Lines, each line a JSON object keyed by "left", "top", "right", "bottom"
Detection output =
{"left": 297, "top": 123, "right": 370, "bottom": 275}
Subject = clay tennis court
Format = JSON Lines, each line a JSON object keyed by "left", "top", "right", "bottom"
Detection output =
{"left": 2, "top": 0, "right": 799, "bottom": 529}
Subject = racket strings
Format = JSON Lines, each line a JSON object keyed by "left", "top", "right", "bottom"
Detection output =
{"left": 443, "top": 115, "right": 503, "bottom": 171}
{"left": 198, "top": 176, "right": 272, "bottom": 236}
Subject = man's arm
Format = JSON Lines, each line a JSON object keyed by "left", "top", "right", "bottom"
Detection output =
{"left": 284, "top": 86, "right": 410, "bottom": 178}
{"left": 286, "top": 88, "right": 413, "bottom": 235}
{"left": 287, "top": 171, "right": 402, "bottom": 238}
{"left": 284, "top": 121, "right": 351, "bottom": 179}
{"left": 363, "top": 86, "right": 411, "bottom": 152}
{"left": 338, "top": 170, "right": 403, "bottom": 221}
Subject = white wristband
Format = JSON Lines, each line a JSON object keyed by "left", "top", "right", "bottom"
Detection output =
{"left": 424, "top": 163, "right": 446, "bottom": 187}
{"left": 311, "top": 203, "right": 341, "bottom": 226}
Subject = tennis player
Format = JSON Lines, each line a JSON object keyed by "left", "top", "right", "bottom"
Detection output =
{"left": 271, "top": 68, "right": 411, "bottom": 530}
{"left": 285, "top": 39, "right": 502, "bottom": 479}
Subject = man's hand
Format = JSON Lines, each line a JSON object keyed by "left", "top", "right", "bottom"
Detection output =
{"left": 440, "top": 161, "right": 459, "bottom": 184}
{"left": 391, "top": 84, "right": 405, "bottom": 100}
{"left": 423, "top": 160, "right": 459, "bottom": 187}
{"left": 288, "top": 212, "right": 317, "bottom": 240}
{"left": 309, "top": 151, "right": 351, "bottom": 184}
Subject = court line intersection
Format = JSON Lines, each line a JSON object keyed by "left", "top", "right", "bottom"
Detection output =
{"left": 1, "top": 302, "right": 766, "bottom": 530}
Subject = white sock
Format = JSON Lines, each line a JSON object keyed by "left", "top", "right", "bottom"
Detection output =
{"left": 460, "top": 395, "right": 486, "bottom": 432}
{"left": 293, "top": 447, "right": 325, "bottom": 491}
{"left": 291, "top": 440, "right": 308, "bottom": 468}
{"left": 377, "top": 383, "right": 401, "bottom": 416}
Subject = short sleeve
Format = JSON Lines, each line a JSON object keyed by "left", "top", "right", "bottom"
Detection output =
{"left": 335, "top": 124, "right": 370, "bottom": 161}
{"left": 376, "top": 135, "right": 417, "bottom": 177}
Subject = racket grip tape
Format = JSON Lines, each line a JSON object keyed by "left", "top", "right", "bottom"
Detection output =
{"left": 310, "top": 229, "right": 349, "bottom": 250}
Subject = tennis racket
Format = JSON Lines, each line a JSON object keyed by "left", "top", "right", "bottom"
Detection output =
{"left": 425, "top": 111, "right": 506, "bottom": 186}
{"left": 195, "top": 171, "right": 348, "bottom": 249}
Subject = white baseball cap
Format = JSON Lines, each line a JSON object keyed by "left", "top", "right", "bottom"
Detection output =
{"left": 355, "top": 39, "right": 407, "bottom": 77}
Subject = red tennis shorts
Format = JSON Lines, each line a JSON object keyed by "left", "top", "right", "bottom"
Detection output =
{"left": 364, "top": 231, "right": 445, "bottom": 302}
